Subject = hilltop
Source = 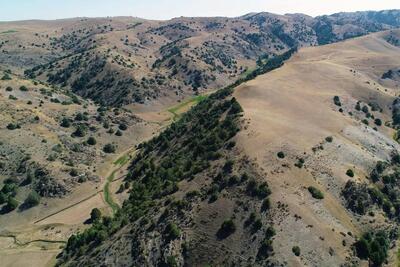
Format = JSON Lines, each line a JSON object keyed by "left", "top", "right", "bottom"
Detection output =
{"left": 0, "top": 10, "right": 399, "bottom": 107}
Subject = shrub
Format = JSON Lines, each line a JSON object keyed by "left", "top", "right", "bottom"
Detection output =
{"left": 277, "top": 151, "right": 285, "bottom": 159}
{"left": 165, "top": 222, "right": 181, "bottom": 241}
{"left": 6, "top": 86, "right": 13, "bottom": 91}
{"left": 292, "top": 246, "right": 301, "bottom": 256}
{"left": 6, "top": 123, "right": 20, "bottom": 130}
{"left": 374, "top": 118, "right": 382, "bottom": 126}
{"left": 69, "top": 169, "right": 78, "bottom": 177}
{"left": 103, "top": 143, "right": 116, "bottom": 153}
{"left": 60, "top": 118, "right": 71, "bottom": 128}
{"left": 308, "top": 186, "right": 324, "bottom": 199}
{"left": 118, "top": 123, "right": 128, "bottom": 131}
{"left": 87, "top": 137, "right": 97, "bottom": 145}
{"left": 1, "top": 73, "right": 11, "bottom": 80}
{"left": 217, "top": 219, "right": 236, "bottom": 239}
{"left": 261, "top": 198, "right": 271, "bottom": 212}
{"left": 73, "top": 125, "right": 87, "bottom": 137}
{"left": 90, "top": 208, "right": 102, "bottom": 223}
{"left": 294, "top": 158, "right": 305, "bottom": 168}
{"left": 333, "top": 96, "right": 341, "bottom": 106}
{"left": 22, "top": 191, "right": 41, "bottom": 209}
{"left": 5, "top": 197, "right": 18, "bottom": 211}
{"left": 74, "top": 113, "right": 85, "bottom": 121}
{"left": 325, "top": 136, "right": 333, "bottom": 143}
{"left": 257, "top": 239, "right": 273, "bottom": 259}
{"left": 115, "top": 130, "right": 123, "bottom": 136}
{"left": 0, "top": 192, "right": 7, "bottom": 204}
{"left": 346, "top": 169, "right": 354, "bottom": 177}
{"left": 19, "top": 86, "right": 28, "bottom": 91}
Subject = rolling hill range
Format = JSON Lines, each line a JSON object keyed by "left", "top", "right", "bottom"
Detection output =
{"left": 1, "top": 10, "right": 400, "bottom": 107}
{"left": 1, "top": 9, "right": 400, "bottom": 267}
{"left": 54, "top": 30, "right": 400, "bottom": 266}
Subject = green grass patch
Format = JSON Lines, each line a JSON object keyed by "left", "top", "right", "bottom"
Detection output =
{"left": 168, "top": 95, "right": 207, "bottom": 121}
{"left": 103, "top": 171, "right": 119, "bottom": 213}
{"left": 113, "top": 154, "right": 129, "bottom": 166}
{"left": 1, "top": 30, "right": 18, "bottom": 34}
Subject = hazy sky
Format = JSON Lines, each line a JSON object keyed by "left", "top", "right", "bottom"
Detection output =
{"left": 1, "top": 0, "right": 399, "bottom": 21}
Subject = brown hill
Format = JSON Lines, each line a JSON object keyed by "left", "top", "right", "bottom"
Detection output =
{"left": 56, "top": 30, "right": 400, "bottom": 266}
{"left": 1, "top": 10, "right": 400, "bottom": 107}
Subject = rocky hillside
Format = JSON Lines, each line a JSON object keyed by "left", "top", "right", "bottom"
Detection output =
{"left": 56, "top": 29, "right": 400, "bottom": 267}
{"left": 1, "top": 10, "right": 399, "bottom": 106}
{"left": 0, "top": 70, "right": 156, "bottom": 227}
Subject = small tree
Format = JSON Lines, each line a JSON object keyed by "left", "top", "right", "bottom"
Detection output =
{"left": 1, "top": 73, "right": 11, "bottom": 80}
{"left": 346, "top": 169, "right": 354, "bottom": 177}
{"left": 5, "top": 197, "right": 18, "bottom": 211}
{"left": 118, "top": 123, "right": 128, "bottom": 131}
{"left": 374, "top": 118, "right": 382, "bottom": 126}
{"left": 103, "top": 143, "right": 116, "bottom": 153}
{"left": 90, "top": 208, "right": 102, "bottom": 223}
{"left": 292, "top": 246, "right": 301, "bottom": 256}
{"left": 87, "top": 136, "right": 97, "bottom": 145}
{"left": 60, "top": 118, "right": 71, "bottom": 128}
{"left": 308, "top": 186, "right": 324, "bottom": 199}
{"left": 277, "top": 151, "right": 285, "bottom": 159}
{"left": 165, "top": 222, "right": 181, "bottom": 241}
{"left": 73, "top": 125, "right": 87, "bottom": 137}
{"left": 217, "top": 219, "right": 236, "bottom": 239}
{"left": 23, "top": 191, "right": 41, "bottom": 209}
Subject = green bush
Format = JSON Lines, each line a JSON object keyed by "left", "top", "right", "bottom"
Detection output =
{"left": 87, "top": 136, "right": 97, "bottom": 145}
{"left": 103, "top": 143, "right": 116, "bottom": 153}
{"left": 5, "top": 197, "right": 18, "bottom": 211}
{"left": 292, "top": 246, "right": 301, "bottom": 256}
{"left": 308, "top": 186, "right": 324, "bottom": 199}
{"left": 354, "top": 231, "right": 389, "bottom": 266}
{"left": 60, "top": 118, "right": 71, "bottom": 128}
{"left": 165, "top": 222, "right": 181, "bottom": 241}
{"left": 90, "top": 208, "right": 102, "bottom": 223}
{"left": 333, "top": 96, "right": 341, "bottom": 106}
{"left": 325, "top": 136, "right": 333, "bottom": 143}
{"left": 0, "top": 192, "right": 7, "bottom": 204}
{"left": 1, "top": 73, "right": 11, "bottom": 80}
{"left": 346, "top": 169, "right": 354, "bottom": 177}
{"left": 73, "top": 125, "right": 87, "bottom": 137}
{"left": 19, "top": 86, "right": 28, "bottom": 91}
{"left": 261, "top": 198, "right": 271, "bottom": 212}
{"left": 118, "top": 123, "right": 128, "bottom": 131}
{"left": 217, "top": 219, "right": 236, "bottom": 239}
{"left": 277, "top": 151, "right": 285, "bottom": 159}
{"left": 5, "top": 86, "right": 12, "bottom": 91}
{"left": 6, "top": 123, "right": 20, "bottom": 130}
{"left": 22, "top": 191, "right": 41, "bottom": 209}
{"left": 374, "top": 118, "right": 382, "bottom": 126}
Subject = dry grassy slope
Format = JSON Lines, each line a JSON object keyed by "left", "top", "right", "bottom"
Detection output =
{"left": 0, "top": 73, "right": 159, "bottom": 267}
{"left": 234, "top": 29, "right": 400, "bottom": 266}
{"left": 1, "top": 10, "right": 399, "bottom": 107}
